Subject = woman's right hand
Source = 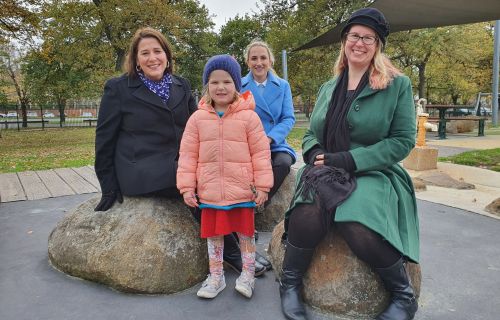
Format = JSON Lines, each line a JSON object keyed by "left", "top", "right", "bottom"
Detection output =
{"left": 183, "top": 191, "right": 199, "bottom": 207}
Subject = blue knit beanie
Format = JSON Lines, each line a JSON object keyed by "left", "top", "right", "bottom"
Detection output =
{"left": 202, "top": 55, "right": 242, "bottom": 92}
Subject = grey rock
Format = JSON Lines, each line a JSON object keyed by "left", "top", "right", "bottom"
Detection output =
{"left": 255, "top": 169, "right": 296, "bottom": 232}
{"left": 268, "top": 221, "right": 421, "bottom": 319}
{"left": 48, "top": 195, "right": 208, "bottom": 294}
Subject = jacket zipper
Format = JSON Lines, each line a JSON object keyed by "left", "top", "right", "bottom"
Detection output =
{"left": 219, "top": 116, "right": 224, "bottom": 201}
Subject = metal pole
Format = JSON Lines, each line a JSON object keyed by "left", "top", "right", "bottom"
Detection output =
{"left": 492, "top": 20, "right": 499, "bottom": 126}
{"left": 282, "top": 50, "right": 288, "bottom": 81}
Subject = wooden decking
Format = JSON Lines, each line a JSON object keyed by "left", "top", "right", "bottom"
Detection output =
{"left": 0, "top": 166, "right": 101, "bottom": 203}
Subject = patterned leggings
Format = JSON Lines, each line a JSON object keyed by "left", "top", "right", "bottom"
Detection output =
{"left": 207, "top": 233, "right": 255, "bottom": 281}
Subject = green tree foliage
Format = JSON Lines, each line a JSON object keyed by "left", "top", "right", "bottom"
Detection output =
{"left": 0, "top": 0, "right": 40, "bottom": 43}
{"left": 17, "top": 0, "right": 215, "bottom": 109}
{"left": 388, "top": 23, "right": 494, "bottom": 104}
{"left": 218, "top": 15, "right": 266, "bottom": 74}
{"left": 257, "top": 0, "right": 368, "bottom": 110}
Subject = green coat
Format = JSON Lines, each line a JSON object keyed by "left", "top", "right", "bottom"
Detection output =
{"left": 288, "top": 75, "right": 419, "bottom": 262}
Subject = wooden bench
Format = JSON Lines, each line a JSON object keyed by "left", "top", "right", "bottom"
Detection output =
{"left": 428, "top": 116, "right": 487, "bottom": 139}
{"left": 2, "top": 120, "right": 49, "bottom": 129}
{"left": 83, "top": 118, "right": 98, "bottom": 127}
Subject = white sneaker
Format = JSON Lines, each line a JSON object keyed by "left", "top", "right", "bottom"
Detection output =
{"left": 197, "top": 274, "right": 226, "bottom": 299}
{"left": 235, "top": 274, "right": 255, "bottom": 298}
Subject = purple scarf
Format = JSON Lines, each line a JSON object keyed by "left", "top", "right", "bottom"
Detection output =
{"left": 138, "top": 72, "right": 172, "bottom": 102}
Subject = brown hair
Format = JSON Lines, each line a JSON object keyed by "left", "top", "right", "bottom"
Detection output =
{"left": 124, "top": 27, "right": 174, "bottom": 77}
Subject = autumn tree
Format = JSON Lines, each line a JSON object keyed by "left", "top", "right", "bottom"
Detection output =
{"left": 257, "top": 0, "right": 368, "bottom": 112}
{"left": 0, "top": 0, "right": 40, "bottom": 43}
{"left": 0, "top": 45, "right": 29, "bottom": 126}
{"left": 218, "top": 15, "right": 266, "bottom": 74}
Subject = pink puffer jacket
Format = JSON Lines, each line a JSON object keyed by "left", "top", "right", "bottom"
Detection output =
{"left": 177, "top": 91, "right": 273, "bottom": 206}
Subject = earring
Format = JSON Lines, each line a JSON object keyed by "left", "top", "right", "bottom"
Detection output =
{"left": 166, "top": 60, "right": 170, "bottom": 68}
{"left": 136, "top": 65, "right": 141, "bottom": 72}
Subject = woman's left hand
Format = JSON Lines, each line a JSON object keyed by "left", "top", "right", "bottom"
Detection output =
{"left": 313, "top": 153, "right": 325, "bottom": 166}
{"left": 254, "top": 190, "right": 268, "bottom": 207}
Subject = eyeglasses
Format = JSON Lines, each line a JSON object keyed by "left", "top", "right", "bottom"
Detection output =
{"left": 345, "top": 33, "right": 378, "bottom": 45}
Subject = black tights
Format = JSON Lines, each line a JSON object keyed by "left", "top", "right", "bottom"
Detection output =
{"left": 287, "top": 203, "right": 400, "bottom": 268}
{"left": 268, "top": 152, "right": 293, "bottom": 202}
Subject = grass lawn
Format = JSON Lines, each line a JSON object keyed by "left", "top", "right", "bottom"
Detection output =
{"left": 439, "top": 148, "right": 500, "bottom": 172}
{"left": 0, "top": 126, "right": 499, "bottom": 173}
{"left": 0, "top": 128, "right": 95, "bottom": 173}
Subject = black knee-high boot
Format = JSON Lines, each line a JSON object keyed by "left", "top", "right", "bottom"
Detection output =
{"left": 280, "top": 241, "right": 315, "bottom": 320}
{"left": 375, "top": 258, "right": 418, "bottom": 320}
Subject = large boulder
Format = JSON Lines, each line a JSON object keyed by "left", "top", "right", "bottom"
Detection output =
{"left": 48, "top": 196, "right": 208, "bottom": 294}
{"left": 268, "top": 221, "right": 421, "bottom": 319}
{"left": 255, "top": 169, "right": 296, "bottom": 231}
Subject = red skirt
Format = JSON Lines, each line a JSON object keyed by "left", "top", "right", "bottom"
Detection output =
{"left": 200, "top": 207, "right": 255, "bottom": 238}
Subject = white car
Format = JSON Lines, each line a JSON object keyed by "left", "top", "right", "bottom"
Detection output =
{"left": 0, "top": 113, "right": 6, "bottom": 118}
{"left": 43, "top": 112, "right": 55, "bottom": 118}
{"left": 81, "top": 112, "right": 93, "bottom": 117}
{"left": 27, "top": 111, "right": 38, "bottom": 117}
{"left": 6, "top": 111, "right": 18, "bottom": 118}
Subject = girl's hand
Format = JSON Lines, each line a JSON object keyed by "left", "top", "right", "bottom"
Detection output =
{"left": 254, "top": 190, "right": 268, "bottom": 207}
{"left": 183, "top": 191, "right": 199, "bottom": 207}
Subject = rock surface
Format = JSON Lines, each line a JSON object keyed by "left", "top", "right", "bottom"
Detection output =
{"left": 418, "top": 171, "right": 475, "bottom": 189}
{"left": 268, "top": 221, "right": 421, "bottom": 319}
{"left": 485, "top": 197, "right": 500, "bottom": 216}
{"left": 48, "top": 196, "right": 208, "bottom": 294}
{"left": 255, "top": 169, "right": 296, "bottom": 231}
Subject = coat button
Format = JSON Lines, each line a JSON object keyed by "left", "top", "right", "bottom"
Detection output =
{"left": 270, "top": 120, "right": 274, "bottom": 124}
{"left": 354, "top": 105, "right": 360, "bottom": 111}
{"left": 348, "top": 124, "right": 353, "bottom": 129}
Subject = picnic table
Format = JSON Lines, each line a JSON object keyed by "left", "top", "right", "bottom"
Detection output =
{"left": 425, "top": 105, "right": 486, "bottom": 139}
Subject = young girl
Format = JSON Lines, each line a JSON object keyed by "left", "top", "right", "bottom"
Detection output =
{"left": 177, "top": 55, "right": 273, "bottom": 299}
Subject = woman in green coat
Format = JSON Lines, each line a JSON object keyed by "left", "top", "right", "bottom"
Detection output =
{"left": 280, "top": 8, "right": 419, "bottom": 320}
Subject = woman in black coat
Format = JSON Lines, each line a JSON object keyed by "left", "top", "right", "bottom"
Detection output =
{"left": 95, "top": 28, "right": 196, "bottom": 204}
{"left": 94, "top": 27, "right": 266, "bottom": 276}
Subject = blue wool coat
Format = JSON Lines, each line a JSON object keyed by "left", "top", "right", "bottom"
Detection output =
{"left": 242, "top": 71, "right": 296, "bottom": 162}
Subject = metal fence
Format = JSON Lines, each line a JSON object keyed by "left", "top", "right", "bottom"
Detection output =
{"left": 1, "top": 90, "right": 201, "bottom": 131}
{"left": 1, "top": 102, "right": 101, "bottom": 131}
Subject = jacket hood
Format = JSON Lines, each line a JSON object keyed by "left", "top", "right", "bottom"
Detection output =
{"left": 198, "top": 90, "right": 256, "bottom": 114}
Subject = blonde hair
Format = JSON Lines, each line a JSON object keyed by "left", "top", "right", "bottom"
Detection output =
{"left": 334, "top": 38, "right": 402, "bottom": 90}
{"left": 125, "top": 27, "right": 174, "bottom": 78}
{"left": 244, "top": 39, "right": 275, "bottom": 66}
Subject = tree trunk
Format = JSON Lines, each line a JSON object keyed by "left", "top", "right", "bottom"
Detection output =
{"left": 58, "top": 98, "right": 66, "bottom": 126}
{"left": 417, "top": 63, "right": 426, "bottom": 100}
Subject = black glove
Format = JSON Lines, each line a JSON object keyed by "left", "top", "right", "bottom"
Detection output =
{"left": 305, "top": 146, "right": 325, "bottom": 164}
{"left": 94, "top": 190, "right": 123, "bottom": 211}
{"left": 323, "top": 152, "right": 356, "bottom": 173}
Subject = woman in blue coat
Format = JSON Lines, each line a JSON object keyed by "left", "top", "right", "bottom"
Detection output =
{"left": 242, "top": 40, "right": 297, "bottom": 205}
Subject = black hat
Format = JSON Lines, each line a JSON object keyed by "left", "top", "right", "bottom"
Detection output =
{"left": 341, "top": 8, "right": 390, "bottom": 46}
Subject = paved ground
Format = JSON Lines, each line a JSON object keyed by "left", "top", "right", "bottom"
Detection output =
{"left": 1, "top": 195, "right": 500, "bottom": 320}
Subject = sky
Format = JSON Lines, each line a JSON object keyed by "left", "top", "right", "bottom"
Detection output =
{"left": 199, "top": 0, "right": 260, "bottom": 31}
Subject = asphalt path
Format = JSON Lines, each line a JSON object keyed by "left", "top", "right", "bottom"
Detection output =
{"left": 1, "top": 194, "right": 499, "bottom": 320}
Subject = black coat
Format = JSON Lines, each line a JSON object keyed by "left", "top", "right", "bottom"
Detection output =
{"left": 95, "top": 73, "right": 197, "bottom": 196}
